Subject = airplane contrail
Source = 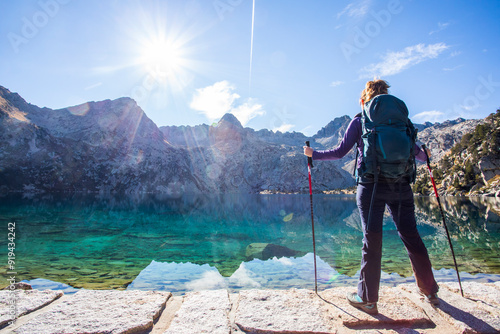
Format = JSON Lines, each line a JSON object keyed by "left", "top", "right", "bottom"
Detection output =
{"left": 249, "top": 0, "right": 255, "bottom": 93}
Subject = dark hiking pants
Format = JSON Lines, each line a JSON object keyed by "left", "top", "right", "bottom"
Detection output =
{"left": 356, "top": 181, "right": 439, "bottom": 303}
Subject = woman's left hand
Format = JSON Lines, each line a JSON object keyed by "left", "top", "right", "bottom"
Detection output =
{"left": 303, "top": 146, "right": 313, "bottom": 157}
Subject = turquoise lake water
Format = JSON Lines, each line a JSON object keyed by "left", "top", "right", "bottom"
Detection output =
{"left": 1, "top": 193, "right": 499, "bottom": 295}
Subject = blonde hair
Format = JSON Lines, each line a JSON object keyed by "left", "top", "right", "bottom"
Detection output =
{"left": 360, "top": 79, "right": 390, "bottom": 104}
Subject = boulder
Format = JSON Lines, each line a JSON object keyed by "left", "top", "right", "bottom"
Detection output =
{"left": 245, "top": 243, "right": 299, "bottom": 260}
{"left": 479, "top": 155, "right": 500, "bottom": 185}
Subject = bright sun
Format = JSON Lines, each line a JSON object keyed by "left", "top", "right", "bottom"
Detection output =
{"left": 139, "top": 38, "right": 185, "bottom": 77}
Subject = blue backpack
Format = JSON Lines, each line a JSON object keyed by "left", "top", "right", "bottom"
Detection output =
{"left": 358, "top": 94, "right": 417, "bottom": 183}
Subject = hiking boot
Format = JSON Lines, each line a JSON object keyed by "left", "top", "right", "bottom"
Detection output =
{"left": 419, "top": 291, "right": 440, "bottom": 306}
{"left": 346, "top": 292, "right": 378, "bottom": 314}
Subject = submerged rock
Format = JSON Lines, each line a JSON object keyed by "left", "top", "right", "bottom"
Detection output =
{"left": 245, "top": 243, "right": 299, "bottom": 260}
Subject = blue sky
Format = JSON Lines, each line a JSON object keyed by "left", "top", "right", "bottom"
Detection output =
{"left": 1, "top": 0, "right": 499, "bottom": 136}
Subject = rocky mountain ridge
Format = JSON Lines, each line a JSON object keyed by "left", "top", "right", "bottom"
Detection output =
{"left": 0, "top": 86, "right": 197, "bottom": 195}
{"left": 0, "top": 86, "right": 353, "bottom": 194}
{"left": 0, "top": 85, "right": 490, "bottom": 195}
{"left": 414, "top": 109, "right": 500, "bottom": 197}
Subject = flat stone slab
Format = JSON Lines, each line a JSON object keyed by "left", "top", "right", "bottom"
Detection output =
{"left": 320, "top": 286, "right": 433, "bottom": 329}
{"left": 2, "top": 283, "right": 499, "bottom": 333}
{"left": 13, "top": 290, "right": 170, "bottom": 334}
{"left": 164, "top": 289, "right": 231, "bottom": 334}
{"left": 401, "top": 282, "right": 500, "bottom": 333}
{"left": 0, "top": 290, "right": 63, "bottom": 328}
{"left": 234, "top": 288, "right": 334, "bottom": 333}
{"left": 442, "top": 281, "right": 500, "bottom": 308}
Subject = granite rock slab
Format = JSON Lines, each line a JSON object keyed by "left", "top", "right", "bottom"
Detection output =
{"left": 320, "top": 286, "right": 433, "bottom": 329}
{"left": 164, "top": 289, "right": 231, "bottom": 334}
{"left": 401, "top": 282, "right": 500, "bottom": 333}
{"left": 13, "top": 290, "right": 170, "bottom": 334}
{"left": 0, "top": 290, "right": 63, "bottom": 328}
{"left": 442, "top": 281, "right": 500, "bottom": 308}
{"left": 234, "top": 288, "right": 334, "bottom": 333}
{"left": 437, "top": 283, "right": 500, "bottom": 333}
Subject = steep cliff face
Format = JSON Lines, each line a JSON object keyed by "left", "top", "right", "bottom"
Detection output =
{"left": 312, "top": 115, "right": 351, "bottom": 149}
{"left": 413, "top": 110, "right": 500, "bottom": 197}
{"left": 416, "top": 118, "right": 483, "bottom": 162}
{"left": 0, "top": 86, "right": 355, "bottom": 194}
{"left": 0, "top": 86, "right": 200, "bottom": 195}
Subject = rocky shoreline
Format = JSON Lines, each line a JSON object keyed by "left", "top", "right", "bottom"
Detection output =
{"left": 1, "top": 281, "right": 499, "bottom": 333}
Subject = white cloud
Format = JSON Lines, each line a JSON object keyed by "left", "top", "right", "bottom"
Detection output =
{"left": 429, "top": 21, "right": 451, "bottom": 35}
{"left": 273, "top": 123, "right": 294, "bottom": 133}
{"left": 231, "top": 98, "right": 265, "bottom": 126}
{"left": 190, "top": 81, "right": 239, "bottom": 121}
{"left": 412, "top": 110, "right": 445, "bottom": 123}
{"left": 190, "top": 81, "right": 265, "bottom": 126}
{"left": 443, "top": 64, "right": 464, "bottom": 71}
{"left": 337, "top": 0, "right": 371, "bottom": 19}
{"left": 337, "top": 3, "right": 355, "bottom": 19}
{"left": 359, "top": 43, "right": 449, "bottom": 79}
{"left": 330, "top": 81, "right": 344, "bottom": 87}
{"left": 84, "top": 82, "right": 103, "bottom": 91}
{"left": 460, "top": 103, "right": 478, "bottom": 111}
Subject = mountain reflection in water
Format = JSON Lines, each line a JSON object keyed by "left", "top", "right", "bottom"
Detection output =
{"left": 1, "top": 193, "right": 499, "bottom": 293}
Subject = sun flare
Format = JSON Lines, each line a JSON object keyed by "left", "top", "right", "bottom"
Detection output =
{"left": 140, "top": 38, "right": 185, "bottom": 76}
{"left": 124, "top": 5, "right": 200, "bottom": 95}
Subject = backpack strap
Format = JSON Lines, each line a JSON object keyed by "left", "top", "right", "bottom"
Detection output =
{"left": 370, "top": 128, "right": 380, "bottom": 184}
{"left": 352, "top": 142, "right": 359, "bottom": 177}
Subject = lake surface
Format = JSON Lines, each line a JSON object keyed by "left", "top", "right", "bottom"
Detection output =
{"left": 1, "top": 193, "right": 499, "bottom": 295}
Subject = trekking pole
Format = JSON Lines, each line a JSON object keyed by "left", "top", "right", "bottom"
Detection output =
{"left": 305, "top": 141, "right": 318, "bottom": 294}
{"left": 422, "top": 144, "right": 464, "bottom": 297}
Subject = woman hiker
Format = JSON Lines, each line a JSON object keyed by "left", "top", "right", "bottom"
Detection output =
{"left": 303, "top": 79, "right": 439, "bottom": 315}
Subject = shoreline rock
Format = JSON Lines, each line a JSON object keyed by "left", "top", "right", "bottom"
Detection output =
{"left": 1, "top": 282, "right": 499, "bottom": 333}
